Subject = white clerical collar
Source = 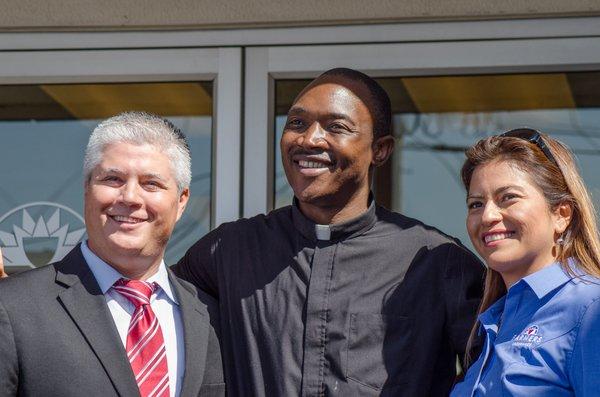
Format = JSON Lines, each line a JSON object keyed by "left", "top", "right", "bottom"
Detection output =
{"left": 315, "top": 224, "right": 331, "bottom": 241}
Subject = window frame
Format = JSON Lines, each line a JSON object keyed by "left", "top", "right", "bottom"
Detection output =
{"left": 0, "top": 47, "right": 243, "bottom": 228}
{"left": 243, "top": 35, "right": 600, "bottom": 216}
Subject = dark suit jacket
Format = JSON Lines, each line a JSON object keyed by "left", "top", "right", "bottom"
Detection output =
{"left": 0, "top": 245, "right": 225, "bottom": 397}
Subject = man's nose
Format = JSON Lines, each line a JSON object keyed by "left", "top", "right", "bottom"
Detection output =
{"left": 301, "top": 122, "right": 328, "bottom": 148}
{"left": 119, "top": 181, "right": 144, "bottom": 206}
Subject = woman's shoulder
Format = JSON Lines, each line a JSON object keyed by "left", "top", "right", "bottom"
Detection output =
{"left": 565, "top": 261, "right": 600, "bottom": 301}
{"left": 550, "top": 269, "right": 600, "bottom": 323}
{"left": 567, "top": 274, "right": 600, "bottom": 311}
{"left": 528, "top": 264, "right": 600, "bottom": 331}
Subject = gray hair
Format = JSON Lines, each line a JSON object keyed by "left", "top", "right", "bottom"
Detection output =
{"left": 83, "top": 111, "right": 191, "bottom": 193}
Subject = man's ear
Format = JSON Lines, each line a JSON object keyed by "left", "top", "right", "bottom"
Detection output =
{"left": 372, "top": 135, "right": 395, "bottom": 167}
{"left": 176, "top": 188, "right": 190, "bottom": 222}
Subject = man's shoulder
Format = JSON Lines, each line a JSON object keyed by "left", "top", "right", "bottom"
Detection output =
{"left": 0, "top": 246, "right": 84, "bottom": 302}
{"left": 208, "top": 205, "right": 293, "bottom": 237}
{"left": 374, "top": 205, "right": 482, "bottom": 273}
{"left": 170, "top": 271, "right": 219, "bottom": 309}
{"left": 375, "top": 205, "right": 467, "bottom": 249}
{"left": 0, "top": 263, "right": 58, "bottom": 307}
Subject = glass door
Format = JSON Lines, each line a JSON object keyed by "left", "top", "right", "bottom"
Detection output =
{"left": 271, "top": 72, "right": 600, "bottom": 250}
{"left": 0, "top": 48, "right": 242, "bottom": 273}
{"left": 244, "top": 36, "right": 600, "bottom": 252}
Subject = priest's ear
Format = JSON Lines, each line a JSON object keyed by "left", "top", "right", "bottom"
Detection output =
{"left": 372, "top": 135, "right": 395, "bottom": 167}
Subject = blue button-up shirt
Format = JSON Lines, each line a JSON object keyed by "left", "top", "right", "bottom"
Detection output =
{"left": 452, "top": 261, "right": 600, "bottom": 396}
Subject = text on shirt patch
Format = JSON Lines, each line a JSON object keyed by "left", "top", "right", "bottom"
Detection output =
{"left": 512, "top": 325, "right": 543, "bottom": 348}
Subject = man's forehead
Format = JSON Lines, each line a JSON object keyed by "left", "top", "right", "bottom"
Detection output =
{"left": 292, "top": 76, "right": 374, "bottom": 110}
{"left": 95, "top": 166, "right": 167, "bottom": 179}
{"left": 93, "top": 143, "right": 174, "bottom": 177}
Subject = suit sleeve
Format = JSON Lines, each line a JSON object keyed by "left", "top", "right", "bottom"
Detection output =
{"left": 171, "top": 227, "right": 223, "bottom": 299}
{"left": 0, "top": 296, "right": 18, "bottom": 396}
{"left": 570, "top": 297, "right": 600, "bottom": 395}
{"left": 442, "top": 244, "right": 485, "bottom": 362}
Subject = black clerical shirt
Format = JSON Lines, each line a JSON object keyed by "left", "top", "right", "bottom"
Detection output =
{"left": 173, "top": 200, "right": 484, "bottom": 396}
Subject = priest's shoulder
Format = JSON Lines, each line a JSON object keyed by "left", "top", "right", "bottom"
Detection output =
{"left": 375, "top": 206, "right": 483, "bottom": 279}
{"left": 374, "top": 205, "right": 475, "bottom": 254}
{"left": 204, "top": 205, "right": 294, "bottom": 240}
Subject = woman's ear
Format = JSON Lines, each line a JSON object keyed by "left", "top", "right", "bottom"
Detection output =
{"left": 554, "top": 201, "right": 573, "bottom": 235}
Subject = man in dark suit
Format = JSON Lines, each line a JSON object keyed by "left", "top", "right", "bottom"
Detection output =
{"left": 0, "top": 112, "right": 225, "bottom": 397}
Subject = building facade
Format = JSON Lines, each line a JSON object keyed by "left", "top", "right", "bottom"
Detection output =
{"left": 1, "top": 1, "right": 599, "bottom": 272}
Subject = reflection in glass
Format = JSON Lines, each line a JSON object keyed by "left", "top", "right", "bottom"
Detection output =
{"left": 274, "top": 72, "right": 600, "bottom": 252}
{"left": 0, "top": 82, "right": 213, "bottom": 273}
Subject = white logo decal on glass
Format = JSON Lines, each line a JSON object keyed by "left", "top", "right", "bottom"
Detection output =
{"left": 0, "top": 202, "right": 86, "bottom": 268}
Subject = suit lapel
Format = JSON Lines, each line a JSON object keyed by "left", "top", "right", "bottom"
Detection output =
{"left": 55, "top": 247, "right": 140, "bottom": 397}
{"left": 168, "top": 269, "right": 210, "bottom": 396}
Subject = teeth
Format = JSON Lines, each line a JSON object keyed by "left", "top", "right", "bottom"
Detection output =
{"left": 299, "top": 160, "right": 328, "bottom": 169}
{"left": 112, "top": 215, "right": 143, "bottom": 223}
{"left": 484, "top": 232, "right": 514, "bottom": 244}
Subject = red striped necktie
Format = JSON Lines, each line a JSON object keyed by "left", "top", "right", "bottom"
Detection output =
{"left": 113, "top": 278, "right": 170, "bottom": 397}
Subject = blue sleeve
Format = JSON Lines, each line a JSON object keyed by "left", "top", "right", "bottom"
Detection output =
{"left": 570, "top": 297, "right": 600, "bottom": 395}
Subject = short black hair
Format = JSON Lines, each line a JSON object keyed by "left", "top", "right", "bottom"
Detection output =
{"left": 318, "top": 68, "right": 392, "bottom": 138}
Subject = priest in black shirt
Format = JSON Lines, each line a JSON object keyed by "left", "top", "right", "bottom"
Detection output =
{"left": 174, "top": 68, "right": 484, "bottom": 396}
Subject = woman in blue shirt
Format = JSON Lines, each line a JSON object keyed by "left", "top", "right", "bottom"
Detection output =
{"left": 452, "top": 128, "right": 600, "bottom": 396}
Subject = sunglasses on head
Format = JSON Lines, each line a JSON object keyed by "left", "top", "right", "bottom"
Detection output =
{"left": 499, "top": 128, "right": 559, "bottom": 167}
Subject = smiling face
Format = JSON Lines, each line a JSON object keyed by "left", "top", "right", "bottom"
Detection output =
{"left": 84, "top": 142, "right": 188, "bottom": 273}
{"left": 281, "top": 79, "right": 390, "bottom": 222}
{"left": 466, "top": 160, "right": 568, "bottom": 286}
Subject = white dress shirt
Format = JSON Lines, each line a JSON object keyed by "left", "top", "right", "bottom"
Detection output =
{"left": 81, "top": 241, "right": 184, "bottom": 397}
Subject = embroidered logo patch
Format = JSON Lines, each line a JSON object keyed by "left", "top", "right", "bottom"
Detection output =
{"left": 512, "top": 325, "right": 543, "bottom": 348}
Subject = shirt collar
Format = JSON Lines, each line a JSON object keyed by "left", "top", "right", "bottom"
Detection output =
{"left": 291, "top": 194, "right": 377, "bottom": 242}
{"left": 518, "top": 260, "right": 573, "bottom": 299}
{"left": 80, "top": 240, "right": 178, "bottom": 305}
{"left": 479, "top": 294, "right": 506, "bottom": 329}
{"left": 478, "top": 260, "right": 577, "bottom": 329}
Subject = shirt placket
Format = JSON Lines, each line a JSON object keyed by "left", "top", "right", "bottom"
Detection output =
{"left": 472, "top": 290, "right": 520, "bottom": 396}
{"left": 471, "top": 324, "right": 499, "bottom": 397}
{"left": 301, "top": 241, "right": 337, "bottom": 397}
